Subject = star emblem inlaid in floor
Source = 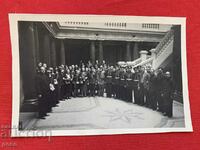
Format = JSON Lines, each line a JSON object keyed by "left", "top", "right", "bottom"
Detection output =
{"left": 103, "top": 108, "right": 144, "bottom": 123}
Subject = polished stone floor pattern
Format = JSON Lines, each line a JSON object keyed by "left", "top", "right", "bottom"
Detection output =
{"left": 27, "top": 97, "right": 185, "bottom": 130}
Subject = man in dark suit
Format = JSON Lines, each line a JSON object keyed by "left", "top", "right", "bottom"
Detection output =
{"left": 133, "top": 67, "right": 140, "bottom": 104}
{"left": 63, "top": 69, "right": 72, "bottom": 99}
{"left": 142, "top": 66, "right": 151, "bottom": 107}
{"left": 125, "top": 68, "right": 133, "bottom": 102}
{"left": 105, "top": 66, "right": 112, "bottom": 98}
{"left": 47, "top": 69, "right": 56, "bottom": 109}
{"left": 119, "top": 68, "right": 126, "bottom": 101}
{"left": 138, "top": 66, "right": 145, "bottom": 106}
{"left": 114, "top": 67, "right": 120, "bottom": 99}
{"left": 35, "top": 66, "right": 50, "bottom": 119}
{"left": 149, "top": 69, "right": 158, "bottom": 110}
{"left": 98, "top": 68, "right": 105, "bottom": 97}
{"left": 59, "top": 69, "right": 65, "bottom": 100}
{"left": 111, "top": 67, "right": 116, "bottom": 98}
{"left": 80, "top": 68, "right": 88, "bottom": 97}
{"left": 161, "top": 71, "right": 174, "bottom": 117}
{"left": 157, "top": 68, "right": 165, "bottom": 113}
{"left": 89, "top": 68, "right": 96, "bottom": 97}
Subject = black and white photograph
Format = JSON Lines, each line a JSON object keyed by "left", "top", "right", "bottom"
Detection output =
{"left": 9, "top": 14, "right": 192, "bottom": 136}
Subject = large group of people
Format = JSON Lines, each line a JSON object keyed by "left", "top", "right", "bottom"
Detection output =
{"left": 36, "top": 60, "right": 174, "bottom": 119}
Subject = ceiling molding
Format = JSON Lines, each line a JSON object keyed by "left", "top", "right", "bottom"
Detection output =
{"left": 43, "top": 22, "right": 166, "bottom": 42}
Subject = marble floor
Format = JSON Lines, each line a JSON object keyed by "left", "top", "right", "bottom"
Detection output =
{"left": 22, "top": 97, "right": 185, "bottom": 130}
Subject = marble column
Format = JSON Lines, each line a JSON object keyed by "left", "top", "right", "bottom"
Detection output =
{"left": 65, "top": 42, "right": 70, "bottom": 65}
{"left": 98, "top": 41, "right": 103, "bottom": 64}
{"left": 51, "top": 39, "right": 56, "bottom": 67}
{"left": 60, "top": 40, "right": 66, "bottom": 65}
{"left": 43, "top": 34, "right": 51, "bottom": 66}
{"left": 126, "top": 42, "right": 131, "bottom": 61}
{"left": 133, "top": 42, "right": 139, "bottom": 60}
{"left": 90, "top": 41, "right": 96, "bottom": 64}
{"left": 18, "top": 22, "right": 37, "bottom": 99}
{"left": 34, "top": 23, "right": 40, "bottom": 64}
{"left": 20, "top": 74, "right": 24, "bottom": 106}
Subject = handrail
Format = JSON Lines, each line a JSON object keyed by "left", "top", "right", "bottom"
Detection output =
{"left": 134, "top": 57, "right": 153, "bottom": 68}
{"left": 118, "top": 58, "right": 142, "bottom": 67}
{"left": 155, "top": 30, "right": 174, "bottom": 55}
{"left": 156, "top": 35, "right": 174, "bottom": 58}
{"left": 134, "top": 29, "right": 174, "bottom": 68}
{"left": 127, "top": 58, "right": 142, "bottom": 66}
{"left": 118, "top": 29, "right": 174, "bottom": 68}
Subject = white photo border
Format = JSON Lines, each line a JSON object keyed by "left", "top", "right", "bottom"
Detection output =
{"left": 8, "top": 14, "right": 193, "bottom": 137}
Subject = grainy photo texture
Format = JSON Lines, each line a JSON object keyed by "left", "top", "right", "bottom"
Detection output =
{"left": 9, "top": 14, "right": 192, "bottom": 136}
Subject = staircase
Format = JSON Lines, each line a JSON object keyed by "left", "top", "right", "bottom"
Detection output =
{"left": 151, "top": 30, "right": 174, "bottom": 69}
{"left": 132, "top": 29, "right": 174, "bottom": 69}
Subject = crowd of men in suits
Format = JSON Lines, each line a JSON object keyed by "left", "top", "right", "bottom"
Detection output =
{"left": 36, "top": 60, "right": 174, "bottom": 119}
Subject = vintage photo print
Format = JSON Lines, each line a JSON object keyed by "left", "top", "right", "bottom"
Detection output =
{"left": 9, "top": 14, "right": 193, "bottom": 137}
